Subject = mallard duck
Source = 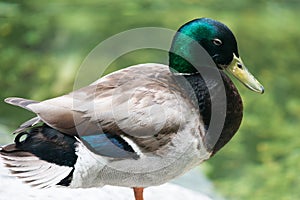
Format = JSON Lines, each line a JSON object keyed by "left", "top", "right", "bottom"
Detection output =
{"left": 0, "top": 18, "right": 263, "bottom": 200}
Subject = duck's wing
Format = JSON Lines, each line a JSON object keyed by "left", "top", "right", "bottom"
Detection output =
{"left": 5, "top": 96, "right": 83, "bottom": 136}
{"left": 5, "top": 64, "right": 198, "bottom": 158}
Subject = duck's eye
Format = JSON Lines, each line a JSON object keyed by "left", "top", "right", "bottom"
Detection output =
{"left": 212, "top": 38, "right": 222, "bottom": 46}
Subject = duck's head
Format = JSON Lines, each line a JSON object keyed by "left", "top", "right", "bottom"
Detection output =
{"left": 169, "top": 18, "right": 264, "bottom": 94}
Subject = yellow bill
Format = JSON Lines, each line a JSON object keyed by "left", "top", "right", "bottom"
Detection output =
{"left": 226, "top": 54, "right": 264, "bottom": 94}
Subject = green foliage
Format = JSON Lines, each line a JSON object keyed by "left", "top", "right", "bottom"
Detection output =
{"left": 0, "top": 1, "right": 299, "bottom": 199}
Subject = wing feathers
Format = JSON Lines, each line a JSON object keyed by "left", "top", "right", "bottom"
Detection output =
{"left": 5, "top": 97, "right": 39, "bottom": 111}
{"left": 81, "top": 133, "right": 139, "bottom": 159}
{"left": 3, "top": 64, "right": 192, "bottom": 156}
{"left": 0, "top": 150, "right": 73, "bottom": 188}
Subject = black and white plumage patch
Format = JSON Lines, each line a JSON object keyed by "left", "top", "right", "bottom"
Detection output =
{"left": 0, "top": 151, "right": 73, "bottom": 188}
{"left": 14, "top": 125, "right": 78, "bottom": 167}
{"left": 0, "top": 124, "right": 78, "bottom": 187}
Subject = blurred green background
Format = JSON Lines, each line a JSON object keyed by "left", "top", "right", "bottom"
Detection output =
{"left": 1, "top": 0, "right": 300, "bottom": 199}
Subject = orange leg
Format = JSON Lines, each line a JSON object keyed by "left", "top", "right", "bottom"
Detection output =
{"left": 133, "top": 187, "right": 144, "bottom": 200}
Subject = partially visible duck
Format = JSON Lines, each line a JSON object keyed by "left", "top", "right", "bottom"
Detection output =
{"left": 0, "top": 18, "right": 263, "bottom": 200}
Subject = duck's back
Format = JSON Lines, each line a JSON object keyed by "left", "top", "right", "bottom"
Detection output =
{"left": 1, "top": 63, "right": 210, "bottom": 188}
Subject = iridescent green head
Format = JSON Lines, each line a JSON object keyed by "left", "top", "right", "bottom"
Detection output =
{"left": 169, "top": 18, "right": 264, "bottom": 94}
